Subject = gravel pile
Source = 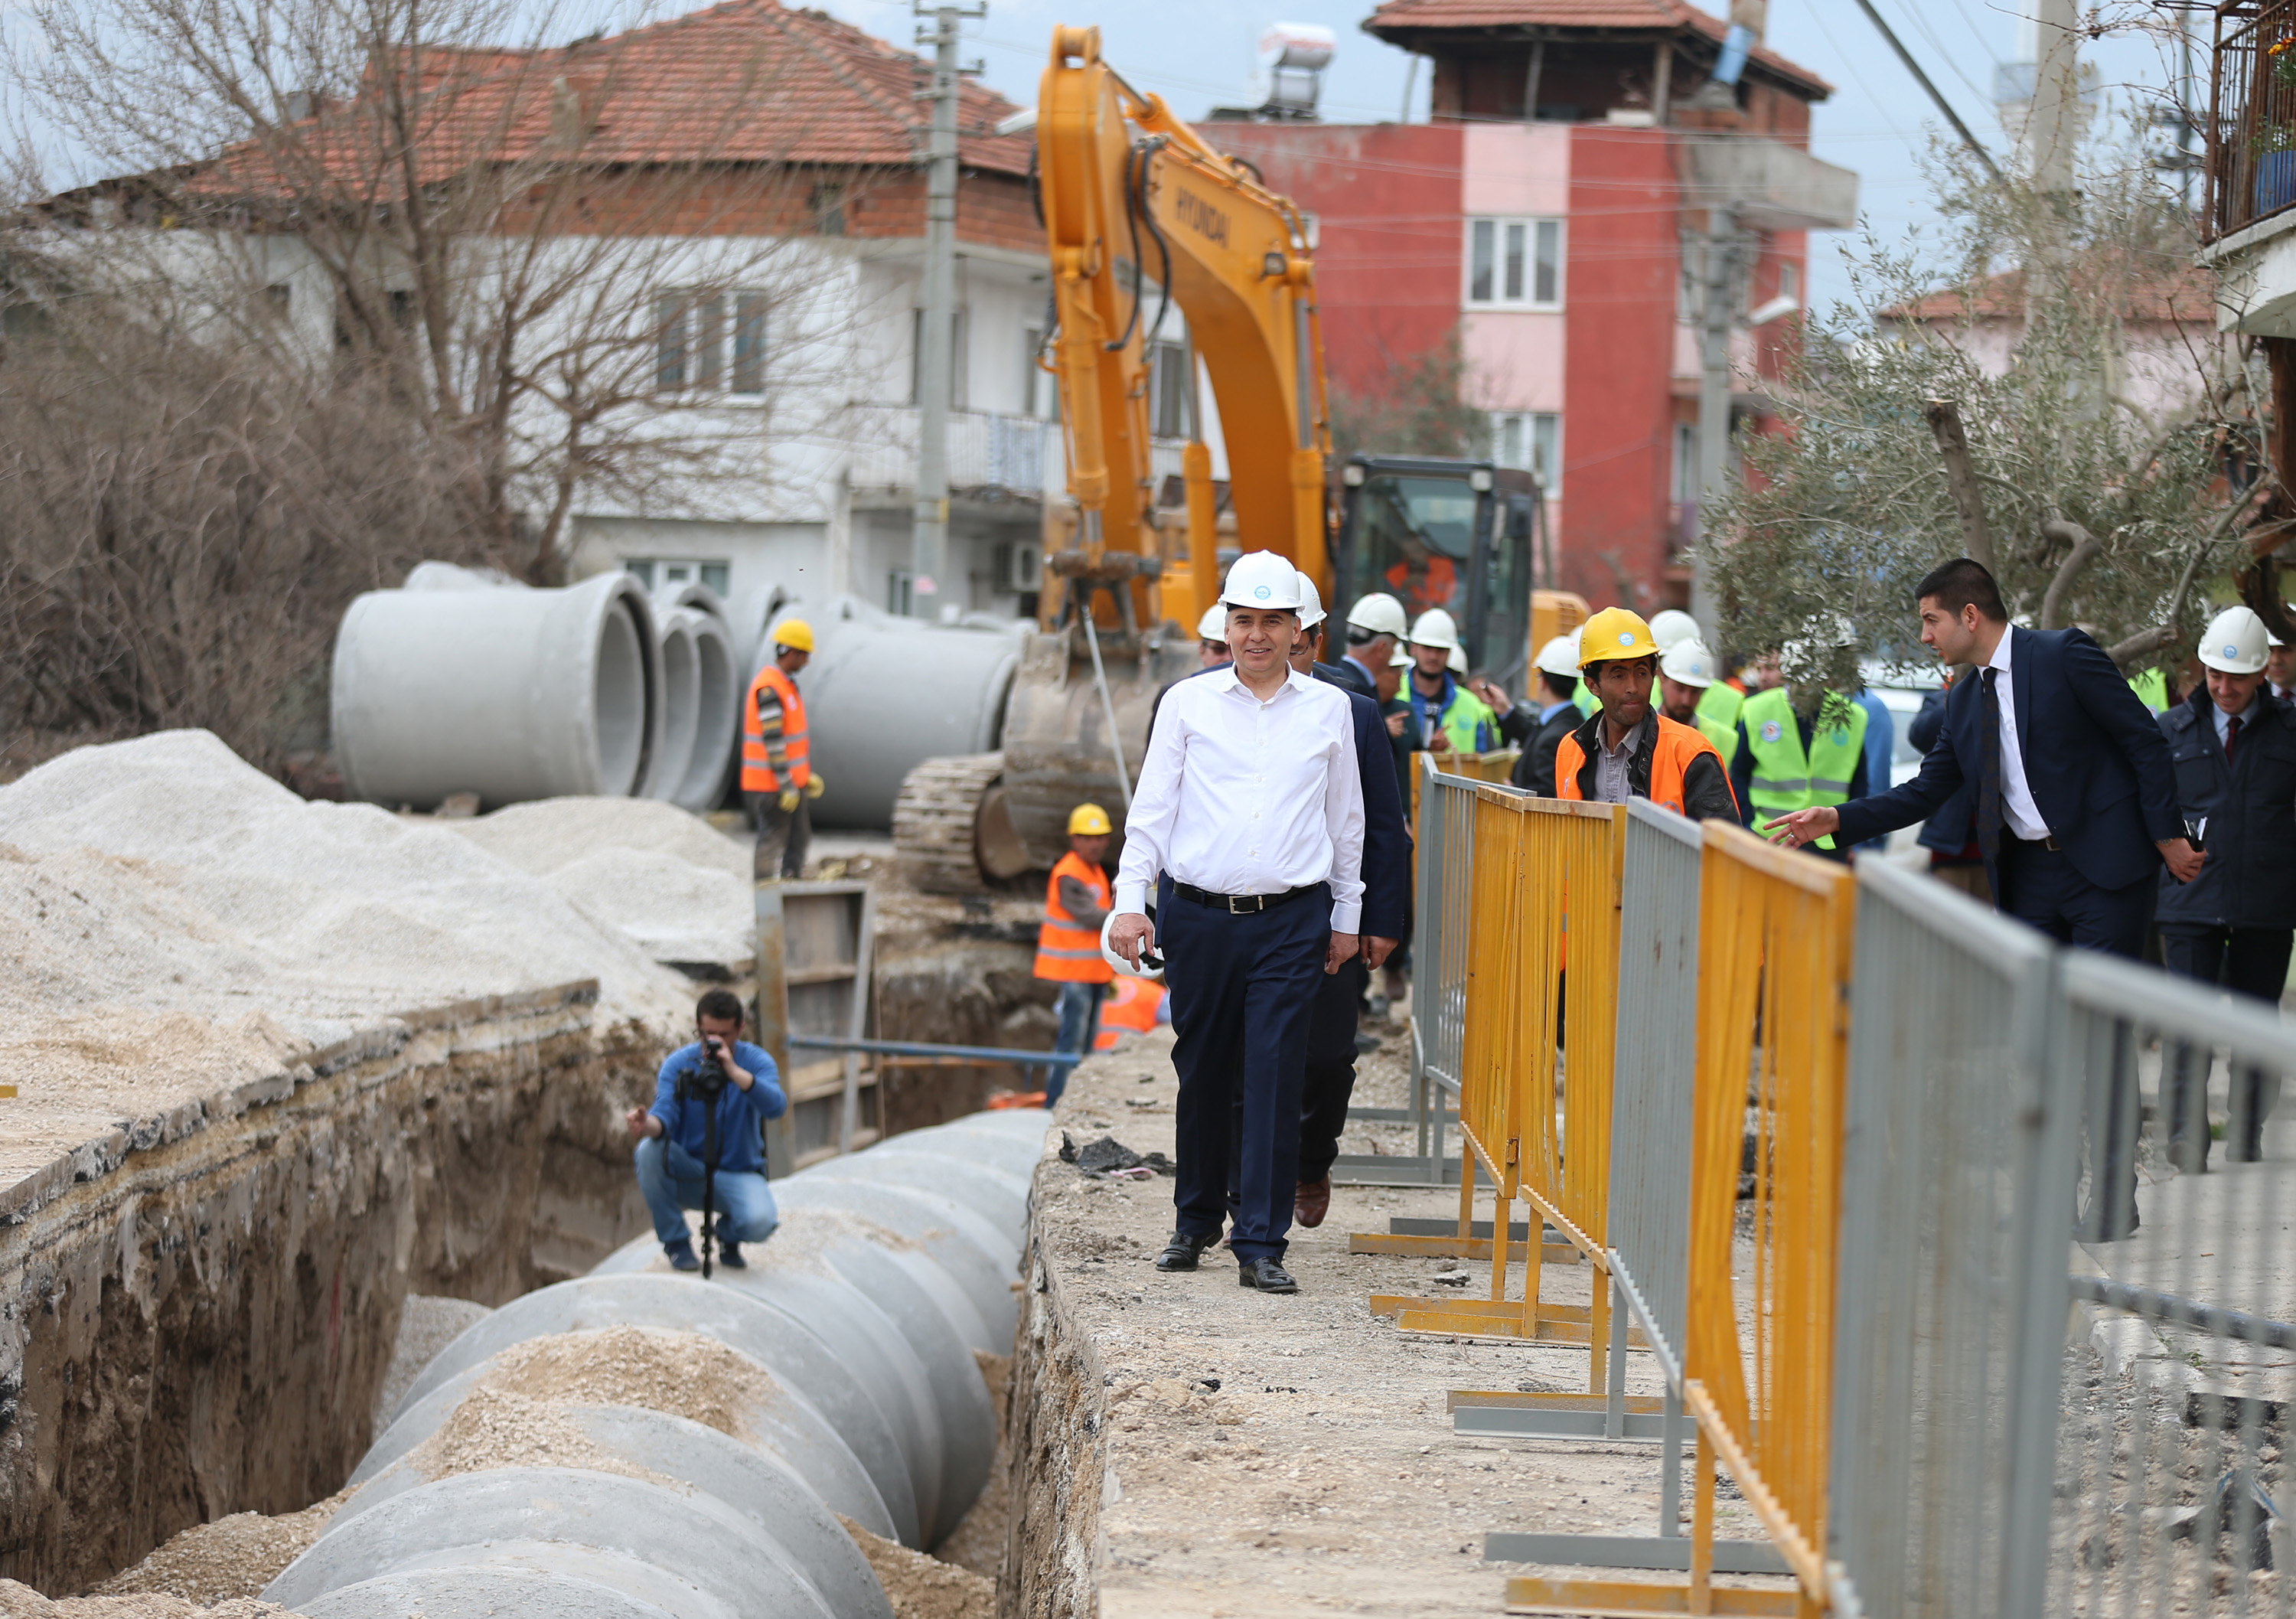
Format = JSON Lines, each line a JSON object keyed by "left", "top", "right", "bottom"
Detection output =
{"left": 0, "top": 731, "right": 699, "bottom": 1177}
{"left": 90, "top": 1492, "right": 351, "bottom": 1608}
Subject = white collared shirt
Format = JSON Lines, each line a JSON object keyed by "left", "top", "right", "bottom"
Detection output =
{"left": 1984, "top": 632, "right": 2050, "bottom": 841}
{"left": 1114, "top": 664, "right": 1366, "bottom": 932}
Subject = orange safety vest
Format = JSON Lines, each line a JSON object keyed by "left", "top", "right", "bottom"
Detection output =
{"left": 1035, "top": 850, "right": 1114, "bottom": 984}
{"left": 1556, "top": 713, "right": 1733, "bottom": 817}
{"left": 741, "top": 664, "right": 810, "bottom": 794}
{"left": 1092, "top": 977, "right": 1164, "bottom": 1049}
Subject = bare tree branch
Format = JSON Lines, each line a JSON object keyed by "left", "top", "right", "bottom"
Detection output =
{"left": 1925, "top": 397, "right": 1998, "bottom": 574}
{"left": 2105, "top": 625, "right": 2179, "bottom": 665}
{"left": 2037, "top": 517, "right": 2103, "bottom": 631}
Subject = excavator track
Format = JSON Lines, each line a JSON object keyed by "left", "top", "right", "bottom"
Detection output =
{"left": 892, "top": 752, "right": 1033, "bottom": 894}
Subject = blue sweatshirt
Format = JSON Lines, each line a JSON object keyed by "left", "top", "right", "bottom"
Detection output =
{"left": 648, "top": 1040, "right": 788, "bottom": 1176}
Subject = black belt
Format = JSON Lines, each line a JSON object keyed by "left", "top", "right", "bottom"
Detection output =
{"left": 1171, "top": 881, "right": 1316, "bottom": 915}
{"left": 2004, "top": 832, "right": 2063, "bottom": 853}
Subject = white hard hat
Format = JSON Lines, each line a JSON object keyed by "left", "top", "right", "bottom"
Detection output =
{"left": 1647, "top": 609, "right": 1702, "bottom": 651}
{"left": 1345, "top": 592, "right": 1409, "bottom": 638}
{"left": 1407, "top": 607, "right": 1459, "bottom": 651}
{"left": 2199, "top": 605, "right": 2271, "bottom": 675}
{"left": 1391, "top": 644, "right": 1413, "bottom": 667}
{"left": 1220, "top": 550, "right": 1303, "bottom": 610}
{"left": 1661, "top": 638, "right": 1719, "bottom": 688}
{"left": 1294, "top": 570, "right": 1326, "bottom": 630}
{"left": 1534, "top": 634, "right": 1579, "bottom": 678}
{"left": 1446, "top": 645, "right": 1466, "bottom": 674}
{"left": 1195, "top": 603, "right": 1225, "bottom": 641}
{"left": 1099, "top": 912, "right": 1165, "bottom": 981}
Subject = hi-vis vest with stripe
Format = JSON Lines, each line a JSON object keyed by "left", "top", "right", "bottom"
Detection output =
{"left": 741, "top": 664, "right": 810, "bottom": 794}
{"left": 1035, "top": 852, "right": 1113, "bottom": 984}
{"left": 1556, "top": 714, "right": 1727, "bottom": 817}
{"left": 1740, "top": 687, "right": 1867, "bottom": 850}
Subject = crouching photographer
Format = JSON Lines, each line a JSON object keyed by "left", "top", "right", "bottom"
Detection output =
{"left": 622, "top": 988, "right": 788, "bottom": 1273}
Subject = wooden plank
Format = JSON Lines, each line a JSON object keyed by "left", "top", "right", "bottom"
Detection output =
{"left": 1505, "top": 1577, "right": 1796, "bottom": 1616}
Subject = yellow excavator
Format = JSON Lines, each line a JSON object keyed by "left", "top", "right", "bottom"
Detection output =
{"left": 890, "top": 25, "right": 1577, "bottom": 890}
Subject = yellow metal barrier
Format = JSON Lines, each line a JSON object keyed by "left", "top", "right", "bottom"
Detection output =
{"left": 1509, "top": 823, "right": 1853, "bottom": 1619}
{"left": 1371, "top": 787, "right": 1629, "bottom": 1378}
{"left": 1405, "top": 747, "right": 1519, "bottom": 835}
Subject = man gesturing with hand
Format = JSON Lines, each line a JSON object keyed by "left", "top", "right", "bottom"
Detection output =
{"left": 1107, "top": 552, "right": 1365, "bottom": 1296}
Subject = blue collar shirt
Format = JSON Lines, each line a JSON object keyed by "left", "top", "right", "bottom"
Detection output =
{"left": 648, "top": 1040, "right": 787, "bottom": 1176}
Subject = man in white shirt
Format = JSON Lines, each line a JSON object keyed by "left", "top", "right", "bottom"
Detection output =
{"left": 1109, "top": 552, "right": 1366, "bottom": 1294}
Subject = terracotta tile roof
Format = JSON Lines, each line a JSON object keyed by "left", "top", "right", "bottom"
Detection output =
{"left": 1363, "top": 0, "right": 1832, "bottom": 100}
{"left": 182, "top": 0, "right": 1031, "bottom": 200}
{"left": 1881, "top": 263, "right": 2216, "bottom": 325}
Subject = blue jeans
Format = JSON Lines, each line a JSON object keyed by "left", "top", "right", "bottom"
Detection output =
{"left": 1046, "top": 981, "right": 1105, "bottom": 1106}
{"left": 634, "top": 1134, "right": 779, "bottom": 1249}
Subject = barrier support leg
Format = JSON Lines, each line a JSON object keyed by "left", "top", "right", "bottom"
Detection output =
{"left": 1658, "top": 1388, "right": 1684, "bottom": 1536}
{"left": 1458, "top": 1147, "right": 1476, "bottom": 1242}
{"left": 1600, "top": 1270, "right": 1627, "bottom": 1431}
{"left": 1491, "top": 1191, "right": 1514, "bottom": 1304}
{"left": 1690, "top": 1426, "right": 1716, "bottom": 1616}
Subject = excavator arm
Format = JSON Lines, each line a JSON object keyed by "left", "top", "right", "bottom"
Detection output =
{"left": 1035, "top": 24, "right": 1331, "bottom": 635}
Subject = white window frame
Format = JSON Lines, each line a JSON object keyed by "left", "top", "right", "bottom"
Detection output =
{"left": 655, "top": 289, "right": 768, "bottom": 397}
{"left": 1490, "top": 410, "right": 1561, "bottom": 484}
{"left": 1464, "top": 217, "right": 1563, "bottom": 310}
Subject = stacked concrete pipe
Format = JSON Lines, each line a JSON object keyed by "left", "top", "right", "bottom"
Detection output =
{"left": 263, "top": 1109, "right": 1046, "bottom": 1619}
{"left": 653, "top": 586, "right": 739, "bottom": 812}
{"left": 331, "top": 569, "right": 665, "bottom": 809}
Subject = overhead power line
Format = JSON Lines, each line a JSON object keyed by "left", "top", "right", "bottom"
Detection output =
{"left": 1848, "top": 0, "right": 2004, "bottom": 181}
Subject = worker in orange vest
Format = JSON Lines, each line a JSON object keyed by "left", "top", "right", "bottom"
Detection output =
{"left": 742, "top": 619, "right": 823, "bottom": 881}
{"left": 1035, "top": 802, "right": 1115, "bottom": 1106}
{"left": 1554, "top": 606, "right": 1739, "bottom": 820}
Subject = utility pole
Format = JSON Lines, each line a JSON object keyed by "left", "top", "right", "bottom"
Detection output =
{"left": 1688, "top": 208, "right": 1740, "bottom": 635}
{"left": 912, "top": 2, "right": 981, "bottom": 619}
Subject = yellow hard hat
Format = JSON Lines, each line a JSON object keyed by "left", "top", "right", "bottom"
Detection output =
{"left": 770, "top": 617, "right": 814, "bottom": 653}
{"left": 1067, "top": 803, "right": 1113, "bottom": 836}
{"left": 1577, "top": 605, "right": 1659, "bottom": 667}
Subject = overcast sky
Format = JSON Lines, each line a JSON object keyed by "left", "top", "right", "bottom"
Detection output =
{"left": 820, "top": 0, "right": 2200, "bottom": 319}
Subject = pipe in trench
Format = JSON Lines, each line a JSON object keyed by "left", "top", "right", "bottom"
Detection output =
{"left": 262, "top": 1108, "right": 1046, "bottom": 1619}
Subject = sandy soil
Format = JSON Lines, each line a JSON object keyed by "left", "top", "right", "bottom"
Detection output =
{"left": 1043, "top": 1027, "right": 1795, "bottom": 1619}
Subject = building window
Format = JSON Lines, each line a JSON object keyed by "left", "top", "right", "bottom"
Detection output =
{"left": 1023, "top": 328, "right": 1060, "bottom": 421}
{"left": 1778, "top": 261, "right": 1799, "bottom": 304}
{"left": 625, "top": 558, "right": 731, "bottom": 596}
{"left": 657, "top": 291, "right": 767, "bottom": 396}
{"left": 1466, "top": 218, "right": 1562, "bottom": 309}
{"left": 886, "top": 569, "right": 915, "bottom": 617}
{"left": 1149, "top": 341, "right": 1189, "bottom": 439}
{"left": 1492, "top": 411, "right": 1561, "bottom": 483}
{"left": 811, "top": 183, "right": 847, "bottom": 237}
{"left": 1672, "top": 422, "right": 1698, "bottom": 506}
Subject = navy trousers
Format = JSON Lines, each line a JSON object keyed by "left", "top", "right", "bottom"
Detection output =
{"left": 1161, "top": 876, "right": 1329, "bottom": 1264}
{"left": 1994, "top": 838, "right": 2151, "bottom": 958}
{"left": 1296, "top": 958, "right": 1370, "bottom": 1186}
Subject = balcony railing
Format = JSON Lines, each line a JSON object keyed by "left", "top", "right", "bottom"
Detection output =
{"left": 2207, "top": 1, "right": 2296, "bottom": 243}
{"left": 840, "top": 403, "right": 1190, "bottom": 504}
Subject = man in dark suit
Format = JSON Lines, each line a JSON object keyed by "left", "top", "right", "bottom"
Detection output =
{"left": 1763, "top": 558, "right": 2199, "bottom": 955}
{"left": 1287, "top": 578, "right": 1410, "bottom": 1229}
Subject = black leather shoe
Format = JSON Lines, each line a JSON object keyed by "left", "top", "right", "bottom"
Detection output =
{"left": 1156, "top": 1231, "right": 1215, "bottom": 1271}
{"left": 1238, "top": 1257, "right": 1298, "bottom": 1293}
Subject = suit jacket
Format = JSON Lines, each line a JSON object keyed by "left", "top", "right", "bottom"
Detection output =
{"left": 2154, "top": 687, "right": 2296, "bottom": 930}
{"left": 1906, "top": 685, "right": 1975, "bottom": 855}
{"left": 1833, "top": 627, "right": 2183, "bottom": 893}
{"left": 1313, "top": 666, "right": 1411, "bottom": 941}
{"left": 1316, "top": 658, "right": 1376, "bottom": 700}
{"left": 1511, "top": 704, "right": 1581, "bottom": 797}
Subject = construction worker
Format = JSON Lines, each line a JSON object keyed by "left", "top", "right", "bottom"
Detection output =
{"left": 1658, "top": 639, "right": 1739, "bottom": 762}
{"left": 1195, "top": 603, "right": 1232, "bottom": 671}
{"left": 1732, "top": 664, "right": 1869, "bottom": 860}
{"left": 1555, "top": 606, "right": 1737, "bottom": 819}
{"left": 1340, "top": 592, "right": 1409, "bottom": 697}
{"left": 1510, "top": 633, "right": 1585, "bottom": 796}
{"left": 1035, "top": 803, "right": 1115, "bottom": 1107}
{"left": 1404, "top": 608, "right": 1495, "bottom": 754}
{"left": 743, "top": 619, "right": 823, "bottom": 881}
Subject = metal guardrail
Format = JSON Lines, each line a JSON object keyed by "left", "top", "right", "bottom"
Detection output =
{"left": 2206, "top": 2, "right": 2296, "bottom": 245}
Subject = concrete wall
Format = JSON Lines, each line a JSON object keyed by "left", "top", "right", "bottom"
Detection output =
{"left": 0, "top": 985, "right": 664, "bottom": 1595}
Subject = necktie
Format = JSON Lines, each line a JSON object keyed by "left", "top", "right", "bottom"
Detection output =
{"left": 1976, "top": 667, "right": 2003, "bottom": 862}
{"left": 2226, "top": 716, "right": 2243, "bottom": 763}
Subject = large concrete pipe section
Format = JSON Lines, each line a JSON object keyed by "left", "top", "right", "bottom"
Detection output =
{"left": 646, "top": 615, "right": 700, "bottom": 805}
{"left": 654, "top": 588, "right": 739, "bottom": 812}
{"left": 785, "top": 596, "right": 1024, "bottom": 830}
{"left": 262, "top": 1108, "right": 1046, "bottom": 1619}
{"left": 331, "top": 570, "right": 664, "bottom": 809}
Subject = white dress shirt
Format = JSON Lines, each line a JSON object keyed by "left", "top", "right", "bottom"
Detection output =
{"left": 1115, "top": 664, "right": 1366, "bottom": 932}
{"left": 1984, "top": 631, "right": 2050, "bottom": 841}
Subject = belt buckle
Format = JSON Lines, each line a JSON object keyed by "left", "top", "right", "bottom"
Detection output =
{"left": 1228, "top": 894, "right": 1254, "bottom": 915}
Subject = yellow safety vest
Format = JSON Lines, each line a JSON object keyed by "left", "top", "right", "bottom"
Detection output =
{"left": 1740, "top": 687, "right": 1867, "bottom": 851}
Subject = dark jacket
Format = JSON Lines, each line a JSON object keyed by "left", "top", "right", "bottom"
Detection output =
{"left": 1492, "top": 701, "right": 1538, "bottom": 748}
{"left": 1316, "top": 658, "right": 1375, "bottom": 700}
{"left": 1833, "top": 627, "right": 2183, "bottom": 895}
{"left": 2154, "top": 687, "right": 2296, "bottom": 930}
{"left": 1512, "top": 702, "right": 1582, "bottom": 797}
{"left": 1312, "top": 666, "right": 1411, "bottom": 941}
{"left": 1907, "top": 685, "right": 1978, "bottom": 856}
{"left": 1559, "top": 710, "right": 1739, "bottom": 821}
{"left": 1730, "top": 706, "right": 1869, "bottom": 858}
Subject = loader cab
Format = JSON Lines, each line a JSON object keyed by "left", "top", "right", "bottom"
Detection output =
{"left": 1331, "top": 455, "right": 1536, "bottom": 685}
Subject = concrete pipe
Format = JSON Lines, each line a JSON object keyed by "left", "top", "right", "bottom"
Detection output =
{"left": 267, "top": 1111, "right": 1035, "bottom": 1617}
{"left": 786, "top": 596, "right": 1024, "bottom": 830}
{"left": 658, "top": 606, "right": 738, "bottom": 811}
{"left": 647, "top": 615, "right": 700, "bottom": 805}
{"left": 336, "top": 1405, "right": 891, "bottom": 1619}
{"left": 331, "top": 570, "right": 664, "bottom": 808}
{"left": 386, "top": 1275, "right": 922, "bottom": 1547}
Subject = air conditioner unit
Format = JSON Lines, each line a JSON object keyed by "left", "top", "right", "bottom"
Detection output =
{"left": 1001, "top": 543, "right": 1043, "bottom": 594}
